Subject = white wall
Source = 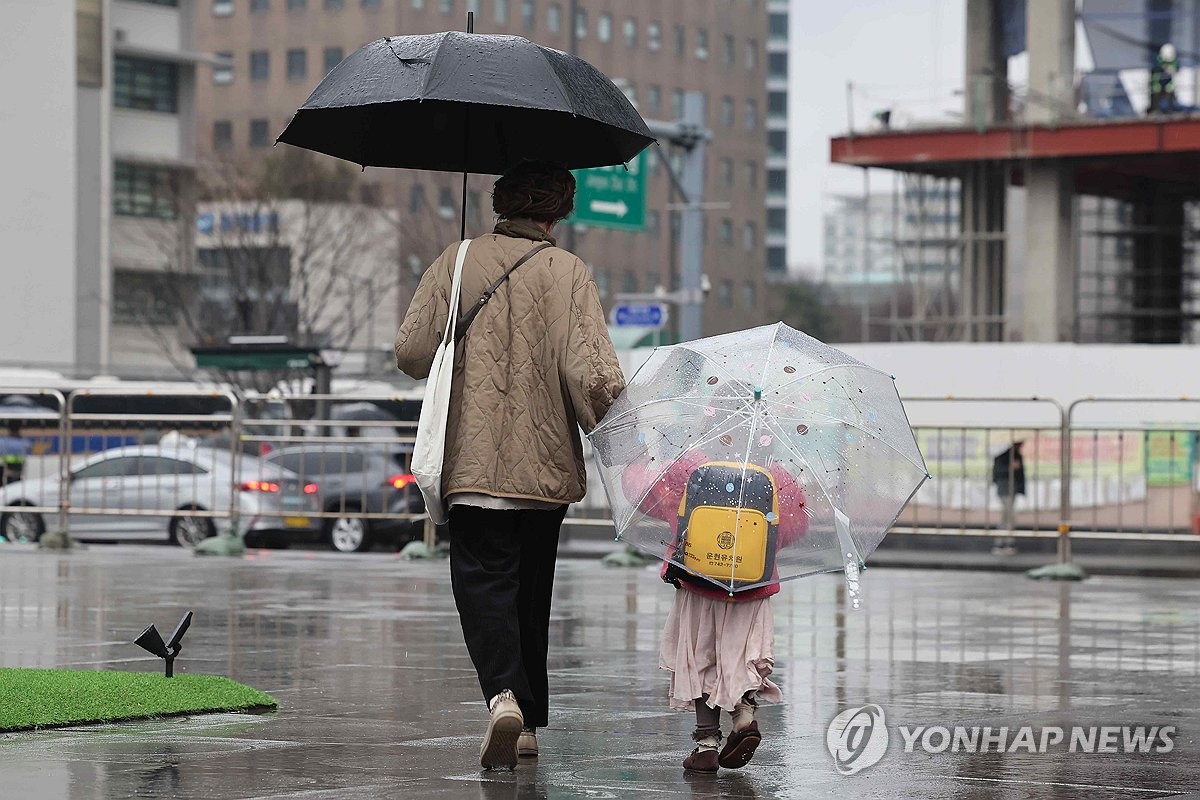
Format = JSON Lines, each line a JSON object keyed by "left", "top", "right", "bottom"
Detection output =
{"left": 619, "top": 341, "right": 1200, "bottom": 427}
{"left": 111, "top": 0, "right": 183, "bottom": 53}
{"left": 0, "top": 1, "right": 77, "bottom": 367}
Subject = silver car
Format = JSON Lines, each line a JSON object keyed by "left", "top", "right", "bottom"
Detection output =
{"left": 0, "top": 445, "right": 320, "bottom": 546}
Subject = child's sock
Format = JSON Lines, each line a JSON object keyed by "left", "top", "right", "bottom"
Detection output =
{"left": 731, "top": 692, "right": 757, "bottom": 732}
{"left": 693, "top": 694, "right": 721, "bottom": 746}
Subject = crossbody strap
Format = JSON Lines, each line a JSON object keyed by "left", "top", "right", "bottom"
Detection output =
{"left": 454, "top": 242, "right": 553, "bottom": 344}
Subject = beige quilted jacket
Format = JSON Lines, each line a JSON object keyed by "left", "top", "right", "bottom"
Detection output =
{"left": 395, "top": 222, "right": 625, "bottom": 505}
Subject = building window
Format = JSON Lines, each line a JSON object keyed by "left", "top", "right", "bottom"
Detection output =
{"left": 574, "top": 8, "right": 587, "bottom": 39}
{"left": 746, "top": 39, "right": 759, "bottom": 70}
{"left": 440, "top": 0, "right": 452, "bottom": 14}
{"left": 695, "top": 28, "right": 709, "bottom": 60}
{"left": 720, "top": 96, "right": 734, "bottom": 127}
{"left": 598, "top": 12, "right": 611, "bottom": 42}
{"left": 671, "top": 89, "right": 684, "bottom": 119}
{"left": 410, "top": 183, "right": 426, "bottom": 213}
{"left": 647, "top": 210, "right": 660, "bottom": 239}
{"left": 521, "top": 0, "right": 534, "bottom": 30}
{"left": 251, "top": 0, "right": 270, "bottom": 11}
{"left": 494, "top": 0, "right": 508, "bottom": 24}
{"left": 769, "top": 12, "right": 788, "bottom": 40}
{"left": 621, "top": 84, "right": 637, "bottom": 106}
{"left": 323, "top": 47, "right": 343, "bottom": 75}
{"left": 213, "top": 120, "right": 233, "bottom": 151}
{"left": 745, "top": 161, "right": 759, "bottom": 189}
{"left": 723, "top": 34, "right": 735, "bottom": 66}
{"left": 743, "top": 222, "right": 757, "bottom": 251}
{"left": 213, "top": 51, "right": 234, "bottom": 84}
{"left": 438, "top": 186, "right": 456, "bottom": 219}
{"left": 137, "top": 0, "right": 179, "bottom": 5}
{"left": 623, "top": 18, "right": 636, "bottom": 47}
{"left": 769, "top": 131, "right": 788, "bottom": 159}
{"left": 768, "top": 51, "right": 788, "bottom": 78}
{"left": 287, "top": 0, "right": 307, "bottom": 8}
{"left": 250, "top": 50, "right": 269, "bottom": 81}
{"left": 325, "top": 0, "right": 344, "bottom": 8}
{"left": 669, "top": 210, "right": 681, "bottom": 242}
{"left": 674, "top": 24, "right": 685, "bottom": 57}
{"left": 720, "top": 158, "right": 733, "bottom": 187}
{"left": 718, "top": 280, "right": 733, "bottom": 308}
{"left": 250, "top": 118, "right": 270, "bottom": 147}
{"left": 621, "top": 270, "right": 638, "bottom": 293}
{"left": 767, "top": 208, "right": 786, "bottom": 232}
{"left": 113, "top": 270, "right": 178, "bottom": 326}
{"left": 744, "top": 99, "right": 758, "bottom": 129}
{"left": 212, "top": 0, "right": 233, "bottom": 15}
{"left": 362, "top": 0, "right": 381, "bottom": 7}
{"left": 767, "top": 169, "right": 786, "bottom": 195}
{"left": 113, "top": 162, "right": 176, "bottom": 219}
{"left": 114, "top": 57, "right": 178, "bottom": 113}
{"left": 768, "top": 248, "right": 786, "bottom": 272}
{"left": 547, "top": 3, "right": 560, "bottom": 33}
{"left": 742, "top": 281, "right": 757, "bottom": 310}
{"left": 719, "top": 219, "right": 733, "bottom": 245}
{"left": 412, "top": 0, "right": 425, "bottom": 7}
{"left": 768, "top": 92, "right": 787, "bottom": 117}
{"left": 647, "top": 22, "right": 661, "bottom": 52}
{"left": 286, "top": 48, "right": 307, "bottom": 80}
{"left": 647, "top": 85, "right": 661, "bottom": 115}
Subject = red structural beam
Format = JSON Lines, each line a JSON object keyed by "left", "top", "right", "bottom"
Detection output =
{"left": 830, "top": 116, "right": 1200, "bottom": 168}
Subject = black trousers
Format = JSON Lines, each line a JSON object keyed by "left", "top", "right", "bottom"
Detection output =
{"left": 448, "top": 503, "right": 567, "bottom": 729}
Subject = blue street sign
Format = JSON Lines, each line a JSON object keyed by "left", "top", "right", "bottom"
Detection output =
{"left": 611, "top": 303, "right": 668, "bottom": 329}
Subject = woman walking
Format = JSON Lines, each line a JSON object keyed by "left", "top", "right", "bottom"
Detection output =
{"left": 395, "top": 161, "right": 625, "bottom": 769}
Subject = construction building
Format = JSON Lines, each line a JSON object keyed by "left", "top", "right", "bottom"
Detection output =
{"left": 830, "top": 0, "right": 1200, "bottom": 344}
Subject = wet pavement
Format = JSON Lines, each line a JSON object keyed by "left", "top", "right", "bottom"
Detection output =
{"left": 1, "top": 544, "right": 1199, "bottom": 799}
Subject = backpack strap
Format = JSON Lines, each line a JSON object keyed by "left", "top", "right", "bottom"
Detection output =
{"left": 455, "top": 242, "right": 553, "bottom": 344}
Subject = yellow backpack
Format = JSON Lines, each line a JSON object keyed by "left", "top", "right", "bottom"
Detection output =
{"left": 670, "top": 461, "right": 780, "bottom": 591}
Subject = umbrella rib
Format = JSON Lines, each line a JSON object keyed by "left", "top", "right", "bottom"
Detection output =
{"left": 757, "top": 416, "right": 844, "bottom": 521}
{"left": 596, "top": 395, "right": 749, "bottom": 433}
{"left": 420, "top": 33, "right": 455, "bottom": 97}
{"left": 764, "top": 362, "right": 891, "bottom": 398}
{"left": 759, "top": 397, "right": 929, "bottom": 474}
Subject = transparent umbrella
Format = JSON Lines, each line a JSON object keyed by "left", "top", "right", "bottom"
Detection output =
{"left": 588, "top": 323, "right": 929, "bottom": 604}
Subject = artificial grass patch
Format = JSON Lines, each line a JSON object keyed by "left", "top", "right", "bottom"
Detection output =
{"left": 0, "top": 668, "right": 277, "bottom": 733}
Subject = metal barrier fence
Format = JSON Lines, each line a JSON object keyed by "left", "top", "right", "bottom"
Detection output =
{"left": 2, "top": 391, "right": 1198, "bottom": 555}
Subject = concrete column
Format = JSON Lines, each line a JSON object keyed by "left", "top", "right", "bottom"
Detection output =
{"left": 1022, "top": 0, "right": 1076, "bottom": 342}
{"left": 1026, "top": 0, "right": 1075, "bottom": 125}
{"left": 1023, "top": 165, "right": 1075, "bottom": 341}
{"left": 964, "top": 0, "right": 1007, "bottom": 128}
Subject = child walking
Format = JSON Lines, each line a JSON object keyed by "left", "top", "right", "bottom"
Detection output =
{"left": 629, "top": 447, "right": 809, "bottom": 773}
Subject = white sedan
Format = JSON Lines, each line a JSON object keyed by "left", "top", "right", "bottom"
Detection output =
{"left": 0, "top": 445, "right": 320, "bottom": 546}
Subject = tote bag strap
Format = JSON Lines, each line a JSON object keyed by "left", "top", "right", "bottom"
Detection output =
{"left": 442, "top": 239, "right": 472, "bottom": 346}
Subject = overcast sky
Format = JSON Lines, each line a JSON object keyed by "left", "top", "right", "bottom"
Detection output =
{"left": 787, "top": 0, "right": 965, "bottom": 274}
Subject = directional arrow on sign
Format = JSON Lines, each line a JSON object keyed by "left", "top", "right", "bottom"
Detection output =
{"left": 589, "top": 199, "right": 629, "bottom": 218}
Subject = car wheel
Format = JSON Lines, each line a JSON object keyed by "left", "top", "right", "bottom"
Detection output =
{"left": 0, "top": 509, "right": 45, "bottom": 543}
{"left": 169, "top": 512, "right": 217, "bottom": 548}
{"left": 327, "top": 515, "right": 371, "bottom": 553}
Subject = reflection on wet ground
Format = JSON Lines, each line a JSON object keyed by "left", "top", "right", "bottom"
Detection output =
{"left": 1, "top": 545, "right": 1198, "bottom": 798}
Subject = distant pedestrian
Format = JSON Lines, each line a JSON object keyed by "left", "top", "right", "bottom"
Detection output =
{"left": 394, "top": 161, "right": 625, "bottom": 769}
{"left": 623, "top": 433, "right": 809, "bottom": 774}
{"left": 991, "top": 441, "right": 1025, "bottom": 555}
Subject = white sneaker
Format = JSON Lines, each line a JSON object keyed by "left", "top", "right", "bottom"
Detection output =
{"left": 481, "top": 690, "right": 523, "bottom": 769}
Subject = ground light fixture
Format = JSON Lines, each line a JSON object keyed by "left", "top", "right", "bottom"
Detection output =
{"left": 133, "top": 611, "right": 193, "bottom": 677}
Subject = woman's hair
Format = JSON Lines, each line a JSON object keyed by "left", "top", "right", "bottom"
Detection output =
{"left": 492, "top": 161, "right": 576, "bottom": 223}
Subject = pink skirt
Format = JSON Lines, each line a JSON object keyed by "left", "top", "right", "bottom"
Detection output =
{"left": 659, "top": 588, "right": 783, "bottom": 712}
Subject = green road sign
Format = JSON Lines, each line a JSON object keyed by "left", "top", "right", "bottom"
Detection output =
{"left": 571, "top": 152, "right": 647, "bottom": 232}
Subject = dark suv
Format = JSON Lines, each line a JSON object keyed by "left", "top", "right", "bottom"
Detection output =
{"left": 265, "top": 444, "right": 425, "bottom": 552}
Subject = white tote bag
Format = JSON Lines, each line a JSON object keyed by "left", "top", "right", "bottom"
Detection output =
{"left": 411, "top": 239, "right": 471, "bottom": 525}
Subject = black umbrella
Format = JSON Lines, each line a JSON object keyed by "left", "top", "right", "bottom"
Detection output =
{"left": 277, "top": 31, "right": 654, "bottom": 174}
{"left": 277, "top": 21, "right": 655, "bottom": 239}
